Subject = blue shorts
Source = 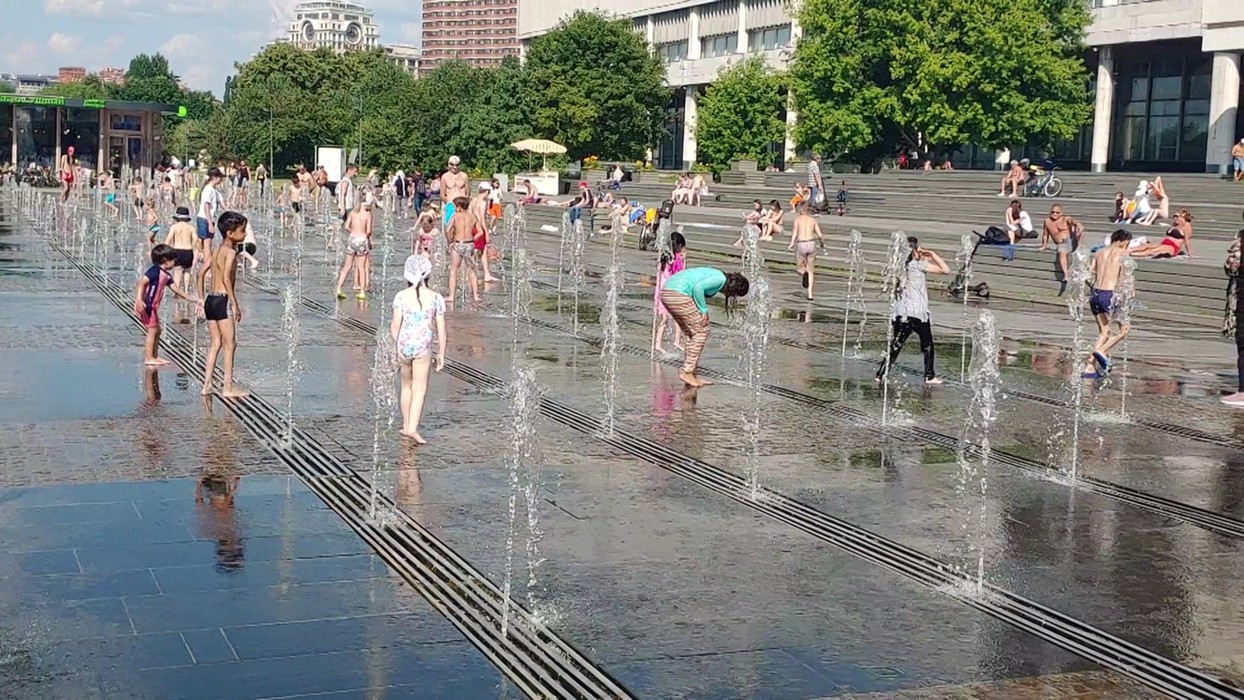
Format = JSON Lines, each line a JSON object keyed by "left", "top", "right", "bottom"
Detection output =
{"left": 1235, "top": 157, "right": 1244, "bottom": 172}
{"left": 196, "top": 217, "right": 212, "bottom": 240}
{"left": 1089, "top": 289, "right": 1115, "bottom": 316}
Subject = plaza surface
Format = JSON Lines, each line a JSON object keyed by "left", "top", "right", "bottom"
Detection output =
{"left": 0, "top": 191, "right": 1243, "bottom": 699}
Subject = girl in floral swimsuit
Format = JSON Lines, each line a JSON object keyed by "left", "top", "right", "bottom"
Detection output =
{"left": 390, "top": 255, "right": 447, "bottom": 445}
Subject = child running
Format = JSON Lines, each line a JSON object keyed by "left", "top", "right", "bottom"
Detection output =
{"left": 197, "top": 211, "right": 250, "bottom": 398}
{"left": 1084, "top": 229, "right": 1133, "bottom": 379}
{"left": 134, "top": 244, "right": 194, "bottom": 366}
{"left": 390, "top": 255, "right": 447, "bottom": 444}
{"left": 659, "top": 267, "right": 750, "bottom": 387}
{"left": 163, "top": 207, "right": 197, "bottom": 324}
{"left": 653, "top": 231, "right": 686, "bottom": 354}
{"left": 335, "top": 194, "right": 374, "bottom": 300}
{"left": 144, "top": 198, "right": 160, "bottom": 248}
{"left": 788, "top": 202, "right": 825, "bottom": 300}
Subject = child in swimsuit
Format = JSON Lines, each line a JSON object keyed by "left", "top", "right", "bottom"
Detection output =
{"left": 335, "top": 197, "right": 373, "bottom": 300}
{"left": 390, "top": 254, "right": 447, "bottom": 445}
{"left": 133, "top": 244, "right": 193, "bottom": 366}
{"left": 145, "top": 199, "right": 161, "bottom": 247}
{"left": 653, "top": 232, "right": 687, "bottom": 354}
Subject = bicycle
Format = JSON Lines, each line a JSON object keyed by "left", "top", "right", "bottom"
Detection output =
{"left": 1025, "top": 165, "right": 1063, "bottom": 198}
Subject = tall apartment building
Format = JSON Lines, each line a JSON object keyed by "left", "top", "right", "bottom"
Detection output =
{"left": 286, "top": 1, "right": 381, "bottom": 52}
{"left": 422, "top": 0, "right": 520, "bottom": 70}
{"left": 58, "top": 66, "right": 87, "bottom": 83}
{"left": 97, "top": 68, "right": 126, "bottom": 86}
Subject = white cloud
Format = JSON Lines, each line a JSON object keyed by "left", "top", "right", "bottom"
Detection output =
{"left": 47, "top": 32, "right": 80, "bottom": 55}
{"left": 4, "top": 41, "right": 41, "bottom": 68}
{"left": 160, "top": 34, "right": 200, "bottom": 57}
{"left": 44, "top": 0, "right": 105, "bottom": 16}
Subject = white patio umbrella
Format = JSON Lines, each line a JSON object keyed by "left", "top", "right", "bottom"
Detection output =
{"left": 511, "top": 139, "right": 567, "bottom": 172}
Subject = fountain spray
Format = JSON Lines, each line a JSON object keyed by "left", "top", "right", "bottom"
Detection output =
{"left": 957, "top": 311, "right": 1000, "bottom": 593}
{"left": 879, "top": 232, "right": 911, "bottom": 426}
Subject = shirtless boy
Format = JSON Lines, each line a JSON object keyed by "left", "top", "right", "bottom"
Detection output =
{"left": 1039, "top": 204, "right": 1082, "bottom": 295}
{"left": 134, "top": 244, "right": 193, "bottom": 366}
{"left": 164, "top": 207, "right": 197, "bottom": 323}
{"left": 197, "top": 211, "right": 250, "bottom": 398}
{"left": 787, "top": 202, "right": 825, "bottom": 300}
{"left": 445, "top": 196, "right": 481, "bottom": 303}
{"left": 335, "top": 194, "right": 373, "bottom": 300}
{"left": 130, "top": 177, "right": 145, "bottom": 220}
{"left": 1084, "top": 229, "right": 1133, "bottom": 379}
{"left": 469, "top": 183, "right": 499, "bottom": 282}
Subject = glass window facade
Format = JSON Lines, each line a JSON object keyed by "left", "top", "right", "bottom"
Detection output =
{"left": 700, "top": 33, "right": 738, "bottom": 58}
{"left": 15, "top": 106, "right": 57, "bottom": 169}
{"left": 747, "top": 25, "right": 790, "bottom": 52}
{"left": 656, "top": 40, "right": 688, "bottom": 63}
{"left": 1111, "top": 56, "right": 1210, "bottom": 165}
{"left": 0, "top": 106, "right": 12, "bottom": 168}
{"left": 656, "top": 87, "right": 686, "bottom": 170}
{"left": 63, "top": 108, "right": 100, "bottom": 173}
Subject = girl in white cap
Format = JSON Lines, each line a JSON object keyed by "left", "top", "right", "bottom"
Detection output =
{"left": 390, "top": 254, "right": 446, "bottom": 444}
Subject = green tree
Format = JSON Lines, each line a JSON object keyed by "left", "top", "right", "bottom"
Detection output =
{"left": 695, "top": 57, "right": 787, "bottom": 171}
{"left": 790, "top": 0, "right": 1092, "bottom": 167}
{"left": 0, "top": 80, "right": 13, "bottom": 93}
{"left": 409, "top": 58, "right": 530, "bottom": 174}
{"left": 39, "top": 75, "right": 112, "bottom": 100}
{"left": 115, "top": 52, "right": 183, "bottom": 105}
{"left": 523, "top": 11, "right": 669, "bottom": 161}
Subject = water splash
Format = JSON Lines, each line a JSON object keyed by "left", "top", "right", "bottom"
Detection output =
{"left": 1056, "top": 248, "right": 1093, "bottom": 483}
{"left": 1112, "top": 257, "right": 1137, "bottom": 420}
{"left": 956, "top": 311, "right": 1000, "bottom": 594}
{"left": 879, "top": 232, "right": 911, "bottom": 426}
{"left": 955, "top": 230, "right": 975, "bottom": 379}
{"left": 741, "top": 277, "right": 773, "bottom": 498}
{"left": 600, "top": 228, "right": 625, "bottom": 436}
{"left": 842, "top": 229, "right": 867, "bottom": 358}
{"left": 500, "top": 364, "right": 547, "bottom": 636}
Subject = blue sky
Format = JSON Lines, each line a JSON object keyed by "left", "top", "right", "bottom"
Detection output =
{"left": 0, "top": 0, "right": 423, "bottom": 95}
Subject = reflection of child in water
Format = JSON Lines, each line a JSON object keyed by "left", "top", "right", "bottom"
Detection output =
{"left": 195, "top": 474, "right": 245, "bottom": 572}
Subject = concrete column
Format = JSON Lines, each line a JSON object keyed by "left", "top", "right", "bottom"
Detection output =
{"left": 1207, "top": 51, "right": 1241, "bottom": 175}
{"left": 736, "top": 0, "right": 747, "bottom": 53}
{"left": 682, "top": 87, "right": 699, "bottom": 170}
{"left": 54, "top": 107, "right": 62, "bottom": 173}
{"left": 687, "top": 6, "right": 701, "bottom": 60}
{"left": 8, "top": 106, "right": 15, "bottom": 169}
{"left": 646, "top": 16, "right": 654, "bottom": 46}
{"left": 791, "top": 15, "right": 802, "bottom": 43}
{"left": 1090, "top": 46, "right": 1114, "bottom": 173}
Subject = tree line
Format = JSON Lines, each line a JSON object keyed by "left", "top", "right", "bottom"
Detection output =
{"left": 36, "top": 0, "right": 1093, "bottom": 175}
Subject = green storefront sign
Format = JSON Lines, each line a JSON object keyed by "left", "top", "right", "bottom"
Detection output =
{"left": 0, "top": 95, "right": 64, "bottom": 107}
{"left": 0, "top": 93, "right": 182, "bottom": 115}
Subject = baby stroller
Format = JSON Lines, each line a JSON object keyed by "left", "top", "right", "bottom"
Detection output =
{"left": 947, "top": 232, "right": 992, "bottom": 299}
{"left": 639, "top": 199, "right": 674, "bottom": 251}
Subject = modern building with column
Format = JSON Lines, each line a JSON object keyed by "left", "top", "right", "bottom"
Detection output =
{"left": 1065, "top": 0, "right": 1244, "bottom": 173}
{"left": 520, "top": 0, "right": 1244, "bottom": 172}
{"left": 519, "top": 0, "right": 798, "bottom": 170}
{"left": 0, "top": 93, "right": 181, "bottom": 176}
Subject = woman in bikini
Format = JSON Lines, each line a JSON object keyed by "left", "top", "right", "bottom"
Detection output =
{"left": 760, "top": 200, "right": 784, "bottom": 242}
{"left": 1131, "top": 208, "right": 1193, "bottom": 258}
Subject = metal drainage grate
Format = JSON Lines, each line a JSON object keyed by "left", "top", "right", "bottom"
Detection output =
{"left": 38, "top": 234, "right": 633, "bottom": 700}
{"left": 251, "top": 273, "right": 1241, "bottom": 700}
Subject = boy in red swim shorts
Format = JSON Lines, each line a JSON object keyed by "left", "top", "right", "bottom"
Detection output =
{"left": 133, "top": 244, "right": 194, "bottom": 366}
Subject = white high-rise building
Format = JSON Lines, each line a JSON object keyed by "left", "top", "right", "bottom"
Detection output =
{"left": 286, "top": 1, "right": 381, "bottom": 53}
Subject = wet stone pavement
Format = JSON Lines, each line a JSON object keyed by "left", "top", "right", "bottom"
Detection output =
{"left": 1, "top": 195, "right": 1242, "bottom": 699}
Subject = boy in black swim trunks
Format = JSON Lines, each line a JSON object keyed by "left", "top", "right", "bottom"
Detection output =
{"left": 1084, "top": 229, "right": 1133, "bottom": 379}
{"left": 164, "top": 207, "right": 197, "bottom": 323}
{"left": 197, "top": 211, "right": 250, "bottom": 398}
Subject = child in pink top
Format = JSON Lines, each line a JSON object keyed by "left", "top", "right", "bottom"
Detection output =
{"left": 653, "top": 232, "right": 687, "bottom": 354}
